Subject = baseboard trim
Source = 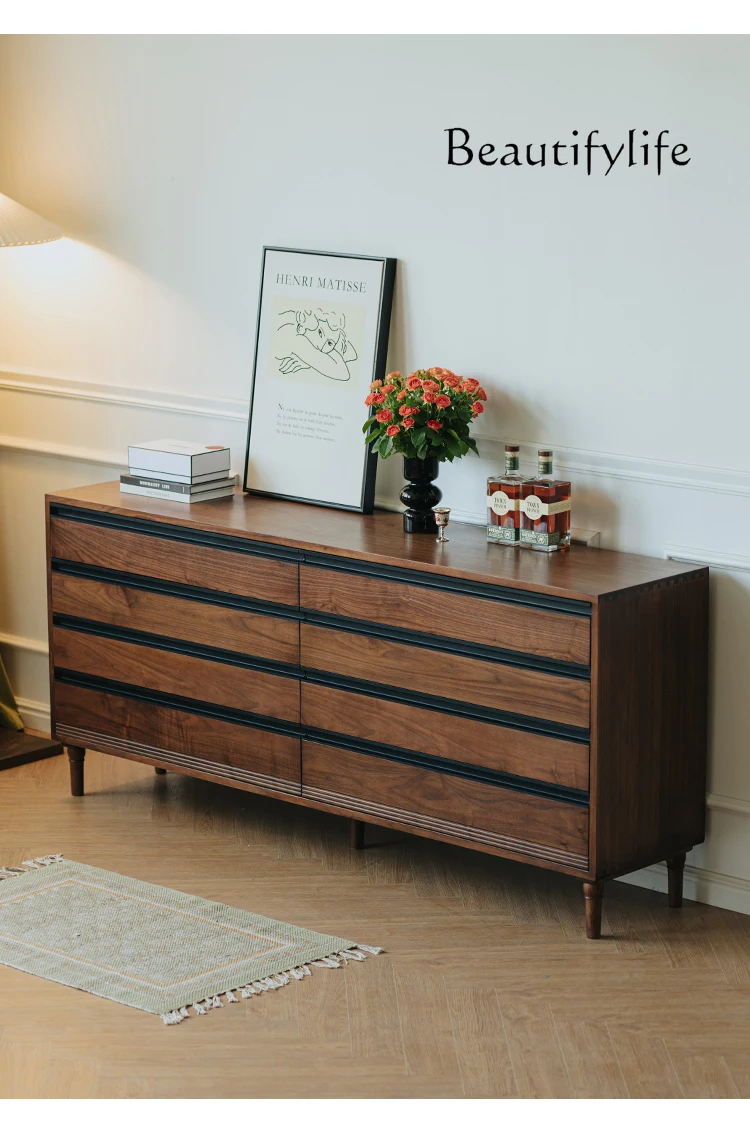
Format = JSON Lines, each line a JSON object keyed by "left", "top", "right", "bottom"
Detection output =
{"left": 618, "top": 863, "right": 750, "bottom": 917}
{"left": 15, "top": 696, "right": 52, "bottom": 734}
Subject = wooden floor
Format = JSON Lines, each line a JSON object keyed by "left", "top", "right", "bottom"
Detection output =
{"left": 1, "top": 752, "right": 749, "bottom": 1099}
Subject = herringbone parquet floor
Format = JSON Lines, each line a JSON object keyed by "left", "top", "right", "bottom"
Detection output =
{"left": 1, "top": 750, "right": 749, "bottom": 1098}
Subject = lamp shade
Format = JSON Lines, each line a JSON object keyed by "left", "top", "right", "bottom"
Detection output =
{"left": 0, "top": 192, "right": 63, "bottom": 247}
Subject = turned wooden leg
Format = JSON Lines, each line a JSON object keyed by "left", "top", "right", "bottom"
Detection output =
{"left": 67, "top": 746, "right": 85, "bottom": 797}
{"left": 583, "top": 881, "right": 604, "bottom": 939}
{"left": 667, "top": 853, "right": 687, "bottom": 908}
{"left": 350, "top": 819, "right": 365, "bottom": 850}
{"left": 154, "top": 768, "right": 167, "bottom": 776}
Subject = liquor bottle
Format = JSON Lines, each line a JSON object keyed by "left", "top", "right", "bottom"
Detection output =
{"left": 486, "top": 444, "right": 525, "bottom": 546}
{"left": 520, "top": 449, "right": 571, "bottom": 553}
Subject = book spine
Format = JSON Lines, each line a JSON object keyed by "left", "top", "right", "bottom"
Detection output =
{"left": 121, "top": 476, "right": 194, "bottom": 495}
{"left": 120, "top": 484, "right": 200, "bottom": 503}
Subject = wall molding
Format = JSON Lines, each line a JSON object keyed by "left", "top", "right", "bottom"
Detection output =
{"left": 665, "top": 545, "right": 750, "bottom": 575}
{"left": 0, "top": 630, "right": 48, "bottom": 655}
{"left": 0, "top": 434, "right": 126, "bottom": 468}
{"left": 2, "top": 369, "right": 750, "bottom": 498}
{"left": 0, "top": 369, "right": 248, "bottom": 421}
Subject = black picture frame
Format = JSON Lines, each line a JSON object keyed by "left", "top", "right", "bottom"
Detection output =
{"left": 243, "top": 246, "right": 396, "bottom": 514}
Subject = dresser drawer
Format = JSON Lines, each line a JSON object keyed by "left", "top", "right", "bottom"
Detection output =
{"left": 52, "top": 573, "right": 299, "bottom": 665}
{"left": 53, "top": 626, "right": 300, "bottom": 723}
{"left": 302, "top": 741, "right": 588, "bottom": 869}
{"left": 300, "top": 623, "right": 589, "bottom": 730}
{"left": 301, "top": 682, "right": 588, "bottom": 791}
{"left": 55, "top": 682, "right": 300, "bottom": 795}
{"left": 50, "top": 516, "right": 299, "bottom": 607}
{"left": 300, "top": 565, "right": 590, "bottom": 666}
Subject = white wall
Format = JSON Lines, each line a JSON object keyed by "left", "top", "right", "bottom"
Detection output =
{"left": 1, "top": 34, "right": 749, "bottom": 912}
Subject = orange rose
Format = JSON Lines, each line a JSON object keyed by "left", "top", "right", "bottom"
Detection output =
{"left": 376, "top": 408, "right": 393, "bottom": 423}
{"left": 422, "top": 392, "right": 436, "bottom": 404}
{"left": 462, "top": 378, "right": 479, "bottom": 394}
{"left": 370, "top": 380, "right": 383, "bottom": 390}
{"left": 406, "top": 376, "right": 422, "bottom": 391}
{"left": 385, "top": 371, "right": 402, "bottom": 381}
{"left": 427, "top": 419, "right": 442, "bottom": 431}
{"left": 386, "top": 424, "right": 400, "bottom": 437}
{"left": 471, "top": 401, "right": 484, "bottom": 415}
{"left": 381, "top": 384, "right": 396, "bottom": 395}
{"left": 399, "top": 404, "right": 419, "bottom": 417}
{"left": 372, "top": 393, "right": 386, "bottom": 404}
{"left": 443, "top": 375, "right": 460, "bottom": 389}
{"left": 402, "top": 417, "right": 415, "bottom": 429}
{"left": 434, "top": 394, "right": 451, "bottom": 409}
{"left": 396, "top": 389, "right": 409, "bottom": 402}
{"left": 364, "top": 393, "right": 378, "bottom": 407}
{"left": 421, "top": 379, "right": 439, "bottom": 392}
{"left": 476, "top": 386, "right": 488, "bottom": 401}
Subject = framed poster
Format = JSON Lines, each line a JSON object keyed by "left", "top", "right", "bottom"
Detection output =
{"left": 243, "top": 247, "right": 396, "bottom": 512}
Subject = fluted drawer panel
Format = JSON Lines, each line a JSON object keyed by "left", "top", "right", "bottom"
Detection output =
{"left": 52, "top": 573, "right": 299, "bottom": 665}
{"left": 300, "top": 565, "right": 590, "bottom": 666}
{"left": 300, "top": 623, "right": 589, "bottom": 730}
{"left": 50, "top": 517, "right": 299, "bottom": 607}
{"left": 53, "top": 627, "right": 300, "bottom": 723}
{"left": 301, "top": 682, "right": 588, "bottom": 791}
{"left": 301, "top": 741, "right": 589, "bottom": 869}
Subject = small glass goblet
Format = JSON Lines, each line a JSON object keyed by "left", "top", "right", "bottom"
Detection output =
{"left": 433, "top": 506, "right": 451, "bottom": 543}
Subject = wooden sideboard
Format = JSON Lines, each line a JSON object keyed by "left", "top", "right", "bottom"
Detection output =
{"left": 45, "top": 483, "right": 709, "bottom": 937}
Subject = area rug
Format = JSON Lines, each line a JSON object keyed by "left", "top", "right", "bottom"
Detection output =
{"left": 0, "top": 855, "right": 381, "bottom": 1025}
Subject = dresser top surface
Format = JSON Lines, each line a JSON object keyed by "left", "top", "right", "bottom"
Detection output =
{"left": 47, "top": 483, "right": 706, "bottom": 602}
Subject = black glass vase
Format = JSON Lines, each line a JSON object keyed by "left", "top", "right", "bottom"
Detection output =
{"left": 400, "top": 456, "right": 442, "bottom": 534}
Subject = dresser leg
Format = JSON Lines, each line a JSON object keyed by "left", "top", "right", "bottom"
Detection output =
{"left": 67, "top": 746, "right": 85, "bottom": 797}
{"left": 667, "top": 853, "right": 687, "bottom": 908}
{"left": 350, "top": 820, "right": 365, "bottom": 850}
{"left": 154, "top": 768, "right": 167, "bottom": 776}
{"left": 583, "top": 881, "right": 604, "bottom": 939}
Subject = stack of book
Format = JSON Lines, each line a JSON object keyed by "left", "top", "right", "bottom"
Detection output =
{"left": 120, "top": 440, "right": 235, "bottom": 503}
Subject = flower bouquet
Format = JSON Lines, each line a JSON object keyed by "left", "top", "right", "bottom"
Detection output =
{"left": 362, "top": 367, "right": 485, "bottom": 462}
{"left": 361, "top": 368, "right": 487, "bottom": 533}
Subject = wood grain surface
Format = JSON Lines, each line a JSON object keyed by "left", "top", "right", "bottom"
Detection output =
{"left": 50, "top": 516, "right": 299, "bottom": 606}
{"left": 52, "top": 572, "right": 300, "bottom": 664}
{"left": 301, "top": 623, "right": 590, "bottom": 729}
{"left": 301, "top": 565, "right": 591, "bottom": 665}
{"left": 0, "top": 749, "right": 745, "bottom": 1098}
{"left": 52, "top": 627, "right": 300, "bottom": 722}
{"left": 54, "top": 683, "right": 301, "bottom": 787}
{"left": 301, "top": 741, "right": 589, "bottom": 864}
{"left": 47, "top": 484, "right": 707, "bottom": 602}
{"left": 301, "top": 683, "right": 589, "bottom": 791}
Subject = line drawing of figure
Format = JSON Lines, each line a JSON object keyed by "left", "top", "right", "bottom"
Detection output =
{"left": 274, "top": 308, "right": 358, "bottom": 381}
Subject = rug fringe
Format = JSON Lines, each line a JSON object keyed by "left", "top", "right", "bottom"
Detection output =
{"left": 159, "top": 944, "right": 384, "bottom": 1026}
{"left": 0, "top": 854, "right": 63, "bottom": 879}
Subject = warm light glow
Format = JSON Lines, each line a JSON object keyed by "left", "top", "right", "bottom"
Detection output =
{"left": 0, "top": 192, "right": 63, "bottom": 247}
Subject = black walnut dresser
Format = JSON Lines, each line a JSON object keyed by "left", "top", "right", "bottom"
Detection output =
{"left": 46, "top": 483, "right": 709, "bottom": 937}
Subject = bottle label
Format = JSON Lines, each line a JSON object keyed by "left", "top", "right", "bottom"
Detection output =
{"left": 521, "top": 496, "right": 571, "bottom": 519}
{"left": 538, "top": 459, "right": 553, "bottom": 477}
{"left": 488, "top": 524, "right": 519, "bottom": 543}
{"left": 486, "top": 491, "right": 515, "bottom": 516}
{"left": 521, "top": 529, "right": 563, "bottom": 547}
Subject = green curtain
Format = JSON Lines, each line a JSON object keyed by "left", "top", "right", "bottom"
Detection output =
{"left": 0, "top": 651, "right": 24, "bottom": 731}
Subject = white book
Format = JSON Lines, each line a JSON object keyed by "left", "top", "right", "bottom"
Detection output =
{"left": 127, "top": 439, "right": 231, "bottom": 478}
{"left": 128, "top": 466, "right": 232, "bottom": 486}
{"left": 120, "top": 482, "right": 235, "bottom": 504}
